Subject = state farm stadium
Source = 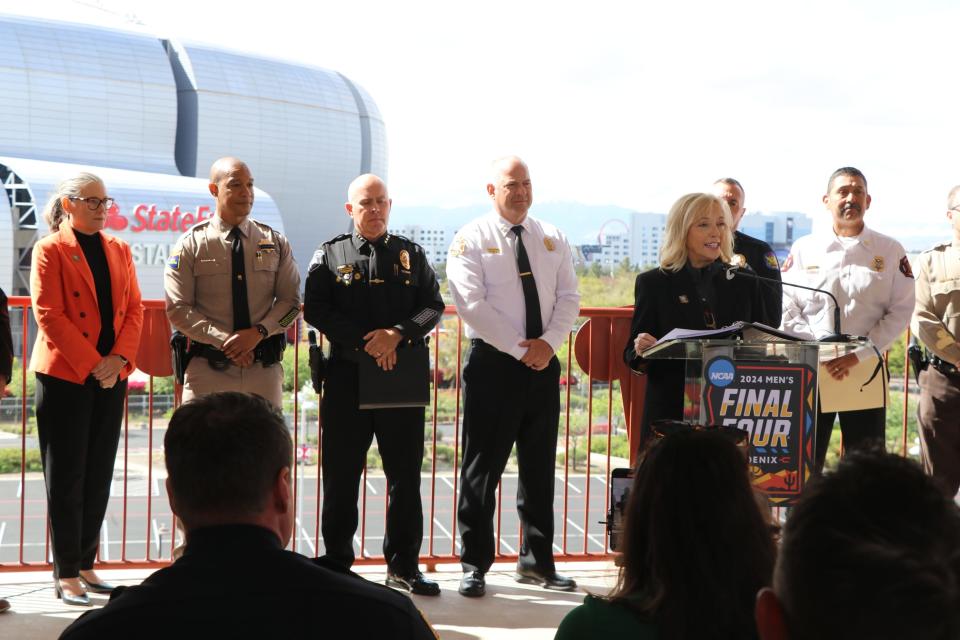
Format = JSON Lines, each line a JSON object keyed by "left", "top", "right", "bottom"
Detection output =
{"left": 0, "top": 13, "right": 387, "bottom": 298}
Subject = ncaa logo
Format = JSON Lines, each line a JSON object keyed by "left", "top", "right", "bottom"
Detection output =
{"left": 706, "top": 357, "right": 735, "bottom": 388}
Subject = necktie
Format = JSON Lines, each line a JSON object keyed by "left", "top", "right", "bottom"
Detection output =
{"left": 512, "top": 225, "right": 543, "bottom": 339}
{"left": 228, "top": 227, "right": 251, "bottom": 330}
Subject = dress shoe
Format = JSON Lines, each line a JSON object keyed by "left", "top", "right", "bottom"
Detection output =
{"left": 386, "top": 570, "right": 441, "bottom": 596}
{"left": 458, "top": 570, "right": 486, "bottom": 597}
{"left": 515, "top": 565, "right": 578, "bottom": 591}
{"left": 0, "top": 598, "right": 10, "bottom": 613}
{"left": 54, "top": 581, "right": 90, "bottom": 607}
{"left": 79, "top": 575, "right": 116, "bottom": 595}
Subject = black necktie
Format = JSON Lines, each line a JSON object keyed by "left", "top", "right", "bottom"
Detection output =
{"left": 512, "top": 225, "right": 543, "bottom": 339}
{"left": 228, "top": 227, "right": 251, "bottom": 330}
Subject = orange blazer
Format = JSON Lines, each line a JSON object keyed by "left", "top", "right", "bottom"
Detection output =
{"left": 30, "top": 223, "right": 144, "bottom": 384}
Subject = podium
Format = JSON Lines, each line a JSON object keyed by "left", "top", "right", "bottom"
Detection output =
{"left": 642, "top": 322, "right": 871, "bottom": 506}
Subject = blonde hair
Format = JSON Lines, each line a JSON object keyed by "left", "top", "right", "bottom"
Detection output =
{"left": 659, "top": 193, "right": 734, "bottom": 272}
{"left": 42, "top": 172, "right": 104, "bottom": 231}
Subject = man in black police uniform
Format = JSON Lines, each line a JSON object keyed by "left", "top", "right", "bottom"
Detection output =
{"left": 713, "top": 178, "right": 782, "bottom": 327}
{"left": 59, "top": 392, "right": 437, "bottom": 639}
{"left": 303, "top": 174, "right": 444, "bottom": 596}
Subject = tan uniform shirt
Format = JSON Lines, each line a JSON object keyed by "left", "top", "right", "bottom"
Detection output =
{"left": 165, "top": 215, "right": 301, "bottom": 347}
{"left": 912, "top": 242, "right": 960, "bottom": 364}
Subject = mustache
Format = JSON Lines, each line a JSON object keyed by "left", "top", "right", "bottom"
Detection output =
{"left": 841, "top": 203, "right": 861, "bottom": 213}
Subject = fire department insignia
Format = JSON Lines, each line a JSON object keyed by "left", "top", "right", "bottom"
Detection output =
{"left": 763, "top": 252, "right": 779, "bottom": 270}
{"left": 399, "top": 249, "right": 411, "bottom": 271}
{"left": 899, "top": 256, "right": 914, "bottom": 278}
{"left": 873, "top": 256, "right": 885, "bottom": 272}
{"left": 544, "top": 237, "right": 556, "bottom": 252}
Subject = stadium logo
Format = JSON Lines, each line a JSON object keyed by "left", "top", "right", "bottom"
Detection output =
{"left": 100, "top": 203, "right": 214, "bottom": 234}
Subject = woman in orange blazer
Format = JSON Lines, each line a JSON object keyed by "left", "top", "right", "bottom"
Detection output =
{"left": 30, "top": 172, "right": 143, "bottom": 606}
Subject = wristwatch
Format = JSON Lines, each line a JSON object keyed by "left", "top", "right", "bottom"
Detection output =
{"left": 255, "top": 324, "right": 269, "bottom": 338}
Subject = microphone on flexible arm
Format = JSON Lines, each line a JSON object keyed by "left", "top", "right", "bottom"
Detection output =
{"left": 724, "top": 265, "right": 847, "bottom": 342}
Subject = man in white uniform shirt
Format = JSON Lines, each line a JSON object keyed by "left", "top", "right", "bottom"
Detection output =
{"left": 447, "top": 156, "right": 580, "bottom": 597}
{"left": 781, "top": 167, "right": 914, "bottom": 471}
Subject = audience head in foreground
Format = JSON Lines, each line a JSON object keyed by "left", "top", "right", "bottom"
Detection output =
{"left": 59, "top": 392, "right": 437, "bottom": 640}
{"left": 756, "top": 451, "right": 960, "bottom": 640}
{"left": 555, "top": 428, "right": 776, "bottom": 640}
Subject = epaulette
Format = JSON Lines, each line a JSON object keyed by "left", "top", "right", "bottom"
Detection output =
{"left": 326, "top": 233, "right": 352, "bottom": 246}
{"left": 925, "top": 242, "right": 951, "bottom": 254}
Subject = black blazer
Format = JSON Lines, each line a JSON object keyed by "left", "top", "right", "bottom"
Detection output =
{"left": 623, "top": 262, "right": 765, "bottom": 442}
{"left": 60, "top": 525, "right": 437, "bottom": 640}
{"left": 0, "top": 288, "right": 12, "bottom": 382}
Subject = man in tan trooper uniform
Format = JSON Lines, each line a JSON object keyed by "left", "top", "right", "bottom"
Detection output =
{"left": 165, "top": 157, "right": 301, "bottom": 407}
{"left": 911, "top": 184, "right": 960, "bottom": 499}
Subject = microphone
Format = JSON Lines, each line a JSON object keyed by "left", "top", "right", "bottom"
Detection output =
{"left": 725, "top": 265, "right": 845, "bottom": 341}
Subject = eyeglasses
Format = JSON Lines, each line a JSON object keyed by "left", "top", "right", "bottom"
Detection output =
{"left": 68, "top": 196, "right": 115, "bottom": 211}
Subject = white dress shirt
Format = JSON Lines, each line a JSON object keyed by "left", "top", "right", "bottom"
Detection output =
{"left": 781, "top": 225, "right": 915, "bottom": 359}
{"left": 447, "top": 212, "right": 581, "bottom": 360}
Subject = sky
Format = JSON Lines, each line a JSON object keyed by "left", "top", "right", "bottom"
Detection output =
{"left": 5, "top": 0, "right": 960, "bottom": 240}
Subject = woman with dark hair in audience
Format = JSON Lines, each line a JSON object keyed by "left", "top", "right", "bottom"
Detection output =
{"left": 555, "top": 429, "right": 776, "bottom": 640}
{"left": 623, "top": 193, "right": 765, "bottom": 444}
{"left": 30, "top": 173, "right": 143, "bottom": 606}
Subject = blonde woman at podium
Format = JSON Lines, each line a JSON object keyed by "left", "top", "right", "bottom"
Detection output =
{"left": 623, "top": 193, "right": 765, "bottom": 446}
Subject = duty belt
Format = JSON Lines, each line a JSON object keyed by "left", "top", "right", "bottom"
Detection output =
{"left": 931, "top": 355, "right": 960, "bottom": 377}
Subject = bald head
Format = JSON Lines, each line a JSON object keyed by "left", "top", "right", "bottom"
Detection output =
{"left": 487, "top": 156, "right": 532, "bottom": 224}
{"left": 208, "top": 157, "right": 254, "bottom": 225}
{"left": 347, "top": 174, "right": 388, "bottom": 203}
{"left": 345, "top": 173, "right": 391, "bottom": 241}
{"left": 209, "top": 157, "right": 249, "bottom": 183}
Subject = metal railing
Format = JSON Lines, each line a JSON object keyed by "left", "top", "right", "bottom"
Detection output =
{"left": 0, "top": 297, "right": 920, "bottom": 571}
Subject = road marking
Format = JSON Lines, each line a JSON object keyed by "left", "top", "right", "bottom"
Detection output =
{"left": 0, "top": 521, "right": 6, "bottom": 547}
{"left": 498, "top": 536, "right": 517, "bottom": 554}
{"left": 431, "top": 517, "right": 461, "bottom": 553}
{"left": 440, "top": 477, "right": 455, "bottom": 491}
{"left": 365, "top": 480, "right": 379, "bottom": 495}
{"left": 16, "top": 480, "right": 21, "bottom": 498}
{"left": 100, "top": 521, "right": 110, "bottom": 561}
{"left": 151, "top": 518, "right": 161, "bottom": 554}
{"left": 565, "top": 517, "right": 605, "bottom": 549}
{"left": 295, "top": 518, "right": 316, "bottom": 555}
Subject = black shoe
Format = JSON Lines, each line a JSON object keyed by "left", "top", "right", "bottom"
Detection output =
{"left": 0, "top": 598, "right": 9, "bottom": 613}
{"left": 54, "top": 581, "right": 90, "bottom": 607}
{"left": 515, "top": 565, "right": 578, "bottom": 591}
{"left": 79, "top": 576, "right": 116, "bottom": 595}
{"left": 386, "top": 570, "right": 441, "bottom": 596}
{"left": 458, "top": 570, "right": 486, "bottom": 597}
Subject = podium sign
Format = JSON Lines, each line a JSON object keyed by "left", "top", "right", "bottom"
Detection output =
{"left": 643, "top": 324, "right": 869, "bottom": 507}
{"left": 700, "top": 353, "right": 817, "bottom": 505}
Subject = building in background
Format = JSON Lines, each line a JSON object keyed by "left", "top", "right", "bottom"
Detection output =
{"left": 739, "top": 211, "right": 813, "bottom": 258}
{"left": 0, "top": 13, "right": 386, "bottom": 298}
{"left": 393, "top": 225, "right": 452, "bottom": 265}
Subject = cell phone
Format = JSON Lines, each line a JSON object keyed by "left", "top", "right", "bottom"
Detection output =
{"left": 607, "top": 467, "right": 634, "bottom": 552}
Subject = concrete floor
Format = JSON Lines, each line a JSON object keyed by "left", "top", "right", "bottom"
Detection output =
{"left": 0, "top": 561, "right": 618, "bottom": 639}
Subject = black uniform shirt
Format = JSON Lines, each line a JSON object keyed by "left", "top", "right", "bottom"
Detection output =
{"left": 734, "top": 230, "right": 782, "bottom": 327}
{"left": 303, "top": 233, "right": 445, "bottom": 350}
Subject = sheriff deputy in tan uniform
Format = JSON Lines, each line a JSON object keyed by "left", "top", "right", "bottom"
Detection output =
{"left": 165, "top": 157, "right": 301, "bottom": 407}
{"left": 911, "top": 184, "right": 960, "bottom": 499}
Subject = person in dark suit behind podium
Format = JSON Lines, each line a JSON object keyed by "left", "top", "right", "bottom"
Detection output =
{"left": 59, "top": 392, "right": 438, "bottom": 640}
{"left": 302, "top": 174, "right": 444, "bottom": 596}
{"left": 624, "top": 193, "right": 765, "bottom": 446}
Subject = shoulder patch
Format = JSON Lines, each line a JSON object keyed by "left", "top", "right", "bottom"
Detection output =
{"left": 278, "top": 307, "right": 300, "bottom": 327}
{"left": 167, "top": 254, "right": 180, "bottom": 271}
{"left": 449, "top": 237, "right": 467, "bottom": 258}
{"left": 899, "top": 256, "right": 914, "bottom": 279}
{"left": 781, "top": 253, "right": 793, "bottom": 272}
{"left": 763, "top": 251, "right": 779, "bottom": 270}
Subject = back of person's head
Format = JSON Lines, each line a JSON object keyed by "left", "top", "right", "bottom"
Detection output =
{"left": 613, "top": 428, "right": 776, "bottom": 639}
{"left": 760, "top": 451, "right": 960, "bottom": 640}
{"left": 164, "top": 392, "right": 292, "bottom": 530}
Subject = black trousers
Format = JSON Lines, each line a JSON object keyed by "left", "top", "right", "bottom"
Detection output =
{"left": 457, "top": 342, "right": 561, "bottom": 574}
{"left": 35, "top": 373, "right": 126, "bottom": 578}
{"left": 815, "top": 400, "right": 885, "bottom": 473}
{"left": 320, "top": 359, "right": 425, "bottom": 572}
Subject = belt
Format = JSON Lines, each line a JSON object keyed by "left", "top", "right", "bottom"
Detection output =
{"left": 191, "top": 343, "right": 266, "bottom": 368}
{"left": 931, "top": 356, "right": 960, "bottom": 377}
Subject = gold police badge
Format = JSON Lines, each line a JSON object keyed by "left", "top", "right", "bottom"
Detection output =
{"left": 399, "top": 249, "right": 411, "bottom": 270}
{"left": 336, "top": 264, "right": 354, "bottom": 286}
